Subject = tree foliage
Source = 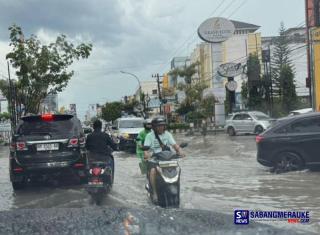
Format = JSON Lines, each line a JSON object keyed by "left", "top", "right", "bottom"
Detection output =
{"left": 272, "top": 22, "right": 294, "bottom": 98}
{"left": 1, "top": 24, "right": 92, "bottom": 115}
{"left": 280, "top": 65, "right": 297, "bottom": 113}
{"left": 101, "top": 102, "right": 123, "bottom": 122}
{"left": 0, "top": 112, "right": 10, "bottom": 121}
{"left": 271, "top": 22, "right": 297, "bottom": 113}
{"left": 169, "top": 62, "right": 200, "bottom": 84}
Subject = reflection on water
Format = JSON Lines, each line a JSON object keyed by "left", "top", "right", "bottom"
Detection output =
{"left": 178, "top": 134, "right": 320, "bottom": 233}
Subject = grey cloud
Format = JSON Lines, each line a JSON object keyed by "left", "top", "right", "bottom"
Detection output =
{"left": 0, "top": 0, "right": 125, "bottom": 45}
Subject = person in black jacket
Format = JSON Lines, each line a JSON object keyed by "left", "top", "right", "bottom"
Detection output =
{"left": 85, "top": 119, "right": 118, "bottom": 172}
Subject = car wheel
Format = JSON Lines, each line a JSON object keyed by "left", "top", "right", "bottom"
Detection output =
{"left": 227, "top": 127, "right": 236, "bottom": 136}
{"left": 273, "top": 152, "right": 304, "bottom": 173}
{"left": 254, "top": 125, "right": 264, "bottom": 134}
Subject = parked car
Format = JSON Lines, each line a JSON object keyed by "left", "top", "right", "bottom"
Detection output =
{"left": 112, "top": 116, "right": 144, "bottom": 153}
{"left": 288, "top": 108, "right": 313, "bottom": 116}
{"left": 10, "top": 114, "right": 87, "bottom": 190}
{"left": 256, "top": 112, "right": 320, "bottom": 172}
{"left": 225, "top": 111, "right": 273, "bottom": 136}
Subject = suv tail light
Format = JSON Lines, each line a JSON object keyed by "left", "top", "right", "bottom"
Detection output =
{"left": 256, "top": 135, "right": 264, "bottom": 144}
{"left": 16, "top": 142, "right": 28, "bottom": 151}
{"left": 41, "top": 114, "right": 54, "bottom": 122}
{"left": 68, "top": 138, "right": 79, "bottom": 147}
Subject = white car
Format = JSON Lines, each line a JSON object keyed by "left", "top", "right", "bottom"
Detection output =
{"left": 112, "top": 117, "right": 144, "bottom": 152}
{"left": 288, "top": 108, "right": 313, "bottom": 116}
{"left": 225, "top": 111, "right": 273, "bottom": 136}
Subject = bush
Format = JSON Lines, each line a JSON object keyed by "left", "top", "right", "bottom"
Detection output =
{"left": 167, "top": 123, "right": 189, "bottom": 130}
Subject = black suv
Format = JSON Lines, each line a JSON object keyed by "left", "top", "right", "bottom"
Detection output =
{"left": 10, "top": 114, "right": 87, "bottom": 190}
{"left": 256, "top": 112, "right": 320, "bottom": 172}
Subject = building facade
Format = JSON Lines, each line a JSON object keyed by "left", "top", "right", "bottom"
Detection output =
{"left": 189, "top": 20, "right": 262, "bottom": 110}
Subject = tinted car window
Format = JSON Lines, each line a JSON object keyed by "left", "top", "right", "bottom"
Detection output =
{"left": 233, "top": 114, "right": 242, "bottom": 120}
{"left": 242, "top": 114, "right": 252, "bottom": 120}
{"left": 119, "top": 120, "right": 144, "bottom": 128}
{"left": 252, "top": 113, "right": 270, "bottom": 120}
{"left": 289, "top": 117, "right": 320, "bottom": 133}
{"left": 18, "top": 119, "right": 77, "bottom": 135}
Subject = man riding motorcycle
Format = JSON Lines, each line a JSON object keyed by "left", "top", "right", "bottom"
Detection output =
{"left": 85, "top": 120, "right": 118, "bottom": 177}
{"left": 136, "top": 119, "right": 152, "bottom": 174}
{"left": 143, "top": 116, "right": 185, "bottom": 203}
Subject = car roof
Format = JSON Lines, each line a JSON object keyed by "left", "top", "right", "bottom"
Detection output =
{"left": 279, "top": 111, "right": 319, "bottom": 121}
{"left": 231, "top": 111, "right": 267, "bottom": 115}
{"left": 117, "top": 117, "right": 144, "bottom": 121}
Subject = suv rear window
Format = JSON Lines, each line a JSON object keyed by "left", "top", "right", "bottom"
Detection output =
{"left": 119, "top": 120, "right": 144, "bottom": 128}
{"left": 18, "top": 117, "right": 78, "bottom": 136}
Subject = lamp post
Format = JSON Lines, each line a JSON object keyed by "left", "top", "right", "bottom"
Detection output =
{"left": 120, "top": 71, "right": 142, "bottom": 102}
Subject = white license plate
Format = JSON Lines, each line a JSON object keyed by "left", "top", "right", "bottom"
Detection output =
{"left": 37, "top": 143, "right": 59, "bottom": 151}
{"left": 88, "top": 181, "right": 103, "bottom": 185}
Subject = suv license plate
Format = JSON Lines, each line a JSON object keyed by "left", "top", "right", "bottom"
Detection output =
{"left": 37, "top": 143, "right": 59, "bottom": 151}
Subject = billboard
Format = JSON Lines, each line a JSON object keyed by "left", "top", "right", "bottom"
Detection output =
{"left": 69, "top": 104, "right": 77, "bottom": 115}
{"left": 198, "top": 17, "right": 235, "bottom": 43}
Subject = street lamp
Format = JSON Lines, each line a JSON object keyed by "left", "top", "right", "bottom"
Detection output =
{"left": 120, "top": 71, "right": 142, "bottom": 102}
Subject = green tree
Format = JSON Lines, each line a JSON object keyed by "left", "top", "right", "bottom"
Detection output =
{"left": 280, "top": 65, "right": 297, "bottom": 113}
{"left": 101, "top": 102, "right": 123, "bottom": 122}
{"left": 1, "top": 24, "right": 92, "bottom": 115}
{"left": 169, "top": 62, "right": 199, "bottom": 85}
{"left": 246, "top": 53, "right": 264, "bottom": 110}
{"left": 0, "top": 112, "right": 10, "bottom": 121}
{"left": 272, "top": 22, "right": 294, "bottom": 99}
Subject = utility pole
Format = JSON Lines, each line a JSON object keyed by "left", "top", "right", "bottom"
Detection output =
{"left": 7, "top": 61, "right": 17, "bottom": 131}
{"left": 152, "top": 73, "right": 163, "bottom": 115}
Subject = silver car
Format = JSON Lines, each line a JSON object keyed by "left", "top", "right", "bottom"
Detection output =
{"left": 225, "top": 111, "right": 272, "bottom": 136}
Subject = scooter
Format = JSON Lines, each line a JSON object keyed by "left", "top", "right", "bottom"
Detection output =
{"left": 85, "top": 161, "right": 113, "bottom": 205}
{"left": 144, "top": 143, "right": 188, "bottom": 208}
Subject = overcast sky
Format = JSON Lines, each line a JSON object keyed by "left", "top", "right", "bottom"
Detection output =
{"left": 0, "top": 0, "right": 305, "bottom": 120}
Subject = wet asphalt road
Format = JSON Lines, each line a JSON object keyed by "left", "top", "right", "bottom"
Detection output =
{"left": 0, "top": 133, "right": 319, "bottom": 234}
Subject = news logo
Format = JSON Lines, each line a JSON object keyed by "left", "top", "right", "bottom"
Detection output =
{"left": 234, "top": 210, "right": 249, "bottom": 225}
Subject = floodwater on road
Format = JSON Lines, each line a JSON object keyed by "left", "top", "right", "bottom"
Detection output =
{"left": 0, "top": 133, "right": 319, "bottom": 233}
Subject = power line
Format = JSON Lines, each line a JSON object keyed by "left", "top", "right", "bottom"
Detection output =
{"left": 158, "top": 0, "right": 239, "bottom": 72}
{"left": 227, "top": 0, "right": 248, "bottom": 18}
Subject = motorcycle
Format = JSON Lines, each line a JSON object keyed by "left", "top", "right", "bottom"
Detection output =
{"left": 85, "top": 160, "right": 113, "bottom": 205}
{"left": 144, "top": 143, "right": 188, "bottom": 208}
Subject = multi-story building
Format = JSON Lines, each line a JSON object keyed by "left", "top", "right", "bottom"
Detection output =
{"left": 190, "top": 20, "right": 261, "bottom": 94}
{"left": 134, "top": 81, "right": 161, "bottom": 114}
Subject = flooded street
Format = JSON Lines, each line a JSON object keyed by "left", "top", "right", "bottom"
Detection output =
{"left": 0, "top": 133, "right": 319, "bottom": 233}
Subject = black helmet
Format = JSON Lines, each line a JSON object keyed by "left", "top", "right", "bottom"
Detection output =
{"left": 151, "top": 116, "right": 166, "bottom": 128}
{"left": 144, "top": 119, "right": 152, "bottom": 129}
{"left": 93, "top": 119, "right": 102, "bottom": 130}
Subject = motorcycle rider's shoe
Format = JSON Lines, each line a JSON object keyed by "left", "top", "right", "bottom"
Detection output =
{"left": 152, "top": 194, "right": 158, "bottom": 205}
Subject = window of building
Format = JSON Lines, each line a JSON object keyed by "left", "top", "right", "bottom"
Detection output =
{"left": 152, "top": 89, "right": 158, "bottom": 95}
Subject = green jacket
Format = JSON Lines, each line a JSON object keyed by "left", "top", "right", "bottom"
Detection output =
{"left": 136, "top": 129, "right": 151, "bottom": 154}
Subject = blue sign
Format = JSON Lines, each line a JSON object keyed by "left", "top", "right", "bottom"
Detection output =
{"left": 234, "top": 210, "right": 249, "bottom": 225}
